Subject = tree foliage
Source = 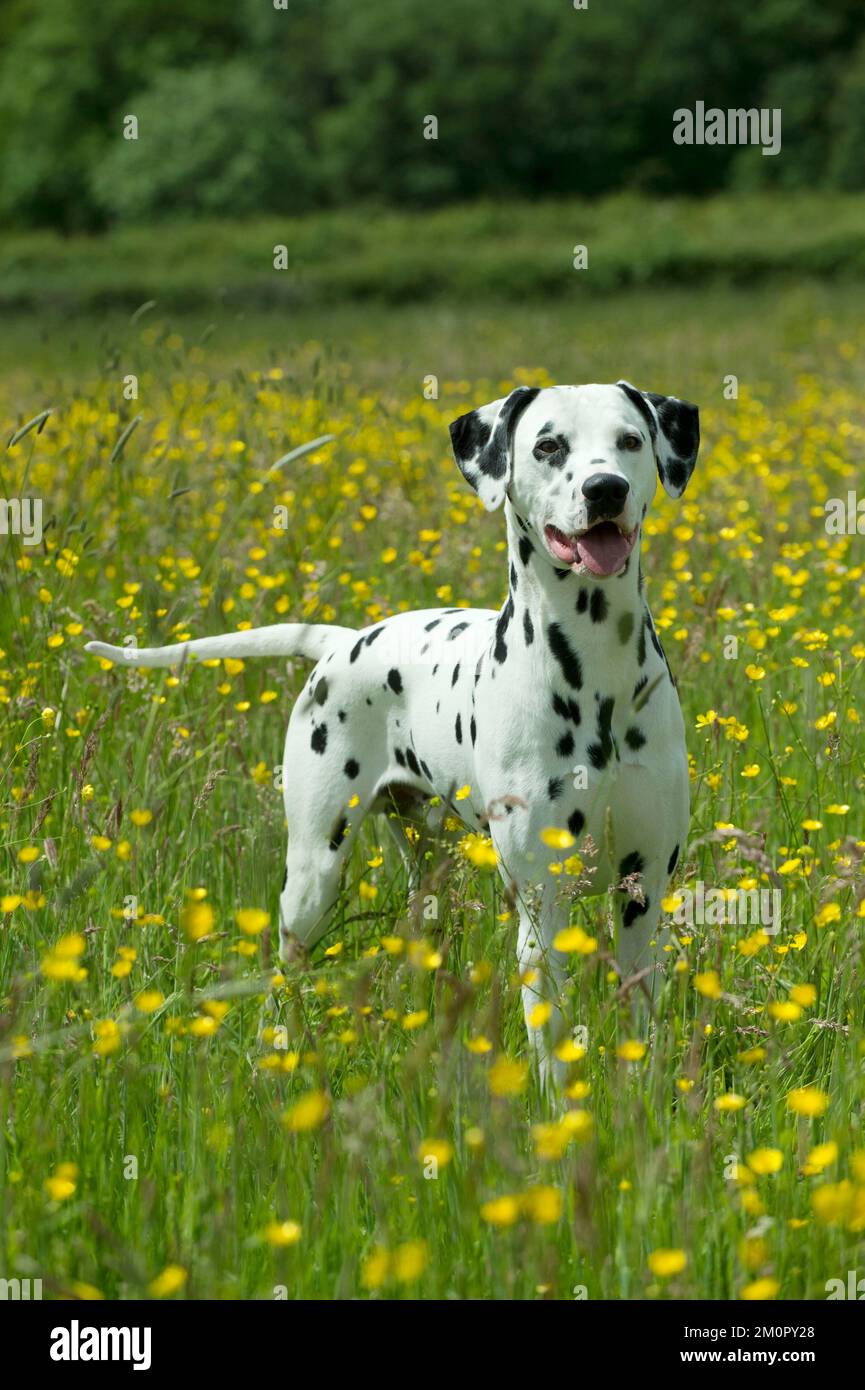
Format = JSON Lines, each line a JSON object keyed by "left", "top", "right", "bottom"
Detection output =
{"left": 0, "top": 0, "right": 862, "bottom": 228}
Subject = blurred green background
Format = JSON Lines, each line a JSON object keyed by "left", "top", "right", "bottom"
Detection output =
{"left": 1, "top": 0, "right": 865, "bottom": 316}
{"left": 3, "top": 0, "right": 865, "bottom": 232}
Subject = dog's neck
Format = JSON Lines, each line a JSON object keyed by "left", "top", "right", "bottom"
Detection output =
{"left": 502, "top": 499, "right": 649, "bottom": 686}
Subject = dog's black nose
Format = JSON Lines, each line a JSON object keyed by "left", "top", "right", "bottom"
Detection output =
{"left": 581, "top": 472, "right": 629, "bottom": 511}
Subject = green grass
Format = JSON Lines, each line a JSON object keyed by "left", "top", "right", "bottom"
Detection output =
{"left": 4, "top": 193, "right": 865, "bottom": 314}
{"left": 1, "top": 278, "right": 864, "bottom": 1300}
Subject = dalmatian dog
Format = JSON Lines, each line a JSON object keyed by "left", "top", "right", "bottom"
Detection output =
{"left": 85, "top": 381, "right": 699, "bottom": 1084}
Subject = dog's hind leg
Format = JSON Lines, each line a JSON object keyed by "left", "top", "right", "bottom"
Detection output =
{"left": 278, "top": 783, "right": 380, "bottom": 960}
{"left": 276, "top": 682, "right": 387, "bottom": 960}
{"left": 278, "top": 843, "right": 346, "bottom": 962}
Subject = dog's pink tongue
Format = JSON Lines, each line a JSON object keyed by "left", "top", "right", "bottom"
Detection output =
{"left": 575, "top": 522, "right": 631, "bottom": 577}
{"left": 546, "top": 527, "right": 581, "bottom": 564}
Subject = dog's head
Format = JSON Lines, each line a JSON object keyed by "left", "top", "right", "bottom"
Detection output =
{"left": 449, "top": 382, "right": 699, "bottom": 579}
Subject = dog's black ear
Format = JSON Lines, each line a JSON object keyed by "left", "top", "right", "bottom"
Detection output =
{"left": 449, "top": 386, "right": 540, "bottom": 511}
{"left": 617, "top": 381, "right": 699, "bottom": 498}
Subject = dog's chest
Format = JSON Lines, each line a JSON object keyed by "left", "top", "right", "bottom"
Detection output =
{"left": 473, "top": 636, "right": 675, "bottom": 777}
{"left": 468, "top": 628, "right": 687, "bottom": 862}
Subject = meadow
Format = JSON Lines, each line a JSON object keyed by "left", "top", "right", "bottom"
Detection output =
{"left": 1, "top": 271, "right": 864, "bottom": 1300}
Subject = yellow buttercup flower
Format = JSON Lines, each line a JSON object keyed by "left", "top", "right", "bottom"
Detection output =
{"left": 283, "top": 1090, "right": 329, "bottom": 1132}
{"left": 786, "top": 1086, "right": 828, "bottom": 1117}
{"left": 235, "top": 907, "right": 270, "bottom": 935}
{"left": 747, "top": 1148, "right": 783, "bottom": 1175}
{"left": 648, "top": 1248, "right": 687, "bottom": 1278}
{"left": 553, "top": 925, "right": 597, "bottom": 954}
{"left": 539, "top": 826, "right": 575, "bottom": 850}
{"left": 134, "top": 989, "right": 165, "bottom": 1014}
{"left": 148, "top": 1264, "right": 187, "bottom": 1298}
{"left": 740, "top": 1278, "right": 779, "bottom": 1301}
{"left": 262, "top": 1220, "right": 302, "bottom": 1247}
{"left": 488, "top": 1055, "right": 528, "bottom": 1096}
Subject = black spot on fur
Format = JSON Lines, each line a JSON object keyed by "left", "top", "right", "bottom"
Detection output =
{"left": 350, "top": 638, "right": 364, "bottom": 663}
{"left": 405, "top": 748, "right": 421, "bottom": 776}
{"left": 494, "top": 596, "right": 514, "bottom": 664}
{"left": 394, "top": 748, "right": 406, "bottom": 767}
{"left": 366, "top": 626, "right": 384, "bottom": 647}
{"left": 637, "top": 622, "right": 647, "bottom": 666}
{"left": 557, "top": 731, "right": 575, "bottom": 758}
{"left": 449, "top": 411, "right": 492, "bottom": 461}
{"left": 344, "top": 758, "right": 360, "bottom": 779}
{"left": 547, "top": 623, "right": 582, "bottom": 689}
{"left": 455, "top": 714, "right": 463, "bottom": 744}
{"left": 576, "top": 589, "right": 588, "bottom": 614}
{"left": 587, "top": 696, "right": 615, "bottom": 770}
{"left": 552, "top": 692, "right": 581, "bottom": 726}
{"left": 618, "top": 612, "right": 635, "bottom": 645}
{"left": 667, "top": 844, "right": 680, "bottom": 875}
{"left": 548, "top": 777, "right": 563, "bottom": 801}
{"left": 451, "top": 663, "right": 460, "bottom": 686}
{"left": 518, "top": 535, "right": 534, "bottom": 566}
{"left": 510, "top": 561, "right": 518, "bottom": 591}
{"left": 424, "top": 618, "right": 441, "bottom": 632}
{"left": 623, "top": 897, "right": 650, "bottom": 928}
{"left": 590, "top": 589, "right": 608, "bottom": 624}
{"left": 568, "top": 809, "right": 585, "bottom": 838}
{"left": 625, "top": 726, "right": 646, "bottom": 751}
{"left": 470, "top": 715, "right": 477, "bottom": 745}
{"left": 448, "top": 622, "right": 469, "bottom": 640}
{"left": 619, "top": 850, "right": 645, "bottom": 878}
{"left": 421, "top": 759, "right": 432, "bottom": 779}
{"left": 666, "top": 458, "right": 688, "bottom": 491}
{"left": 314, "top": 677, "right": 328, "bottom": 705}
{"left": 523, "top": 609, "right": 534, "bottom": 645}
{"left": 337, "top": 709, "right": 347, "bottom": 723}
{"left": 617, "top": 381, "right": 658, "bottom": 440}
{"left": 311, "top": 724, "right": 327, "bottom": 755}
{"left": 632, "top": 675, "right": 648, "bottom": 701}
{"left": 387, "top": 668, "right": 403, "bottom": 694}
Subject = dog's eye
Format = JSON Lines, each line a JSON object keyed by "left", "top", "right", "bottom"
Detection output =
{"left": 620, "top": 433, "right": 642, "bottom": 452}
{"left": 535, "top": 438, "right": 560, "bottom": 455}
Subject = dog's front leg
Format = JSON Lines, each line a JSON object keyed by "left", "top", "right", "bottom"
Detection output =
{"left": 515, "top": 891, "right": 571, "bottom": 1092}
{"left": 613, "top": 864, "right": 670, "bottom": 1031}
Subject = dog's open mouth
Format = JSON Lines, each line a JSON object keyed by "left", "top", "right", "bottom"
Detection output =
{"left": 544, "top": 520, "right": 638, "bottom": 577}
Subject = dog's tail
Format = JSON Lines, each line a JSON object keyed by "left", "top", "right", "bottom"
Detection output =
{"left": 84, "top": 623, "right": 355, "bottom": 669}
